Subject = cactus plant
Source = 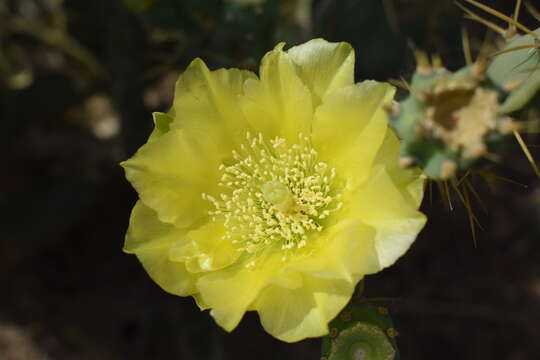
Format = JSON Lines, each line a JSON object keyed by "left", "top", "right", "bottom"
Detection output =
{"left": 388, "top": 54, "right": 516, "bottom": 180}
{"left": 321, "top": 302, "right": 399, "bottom": 360}
{"left": 487, "top": 27, "right": 540, "bottom": 114}
{"left": 388, "top": 0, "right": 540, "bottom": 181}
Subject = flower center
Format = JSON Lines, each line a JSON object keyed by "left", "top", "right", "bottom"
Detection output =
{"left": 203, "top": 132, "right": 342, "bottom": 263}
{"left": 261, "top": 180, "right": 295, "bottom": 213}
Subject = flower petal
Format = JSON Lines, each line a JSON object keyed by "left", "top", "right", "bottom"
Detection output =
{"left": 196, "top": 252, "right": 302, "bottom": 331}
{"left": 241, "top": 43, "right": 313, "bottom": 144}
{"left": 374, "top": 128, "right": 426, "bottom": 208}
{"left": 121, "top": 129, "right": 221, "bottom": 229}
{"left": 344, "top": 165, "right": 426, "bottom": 268}
{"left": 124, "top": 201, "right": 197, "bottom": 296}
{"left": 196, "top": 263, "right": 273, "bottom": 332}
{"left": 148, "top": 112, "right": 174, "bottom": 142}
{"left": 288, "top": 219, "right": 380, "bottom": 282}
{"left": 170, "top": 58, "right": 257, "bottom": 154}
{"left": 197, "top": 219, "right": 379, "bottom": 340}
{"left": 252, "top": 275, "right": 355, "bottom": 342}
{"left": 287, "top": 39, "right": 355, "bottom": 106}
{"left": 312, "top": 81, "right": 395, "bottom": 186}
{"left": 169, "top": 220, "right": 240, "bottom": 273}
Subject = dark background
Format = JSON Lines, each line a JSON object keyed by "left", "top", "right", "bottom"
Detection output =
{"left": 1, "top": 0, "right": 539, "bottom": 359}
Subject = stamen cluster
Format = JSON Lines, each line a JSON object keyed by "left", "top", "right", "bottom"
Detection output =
{"left": 203, "top": 132, "right": 343, "bottom": 263}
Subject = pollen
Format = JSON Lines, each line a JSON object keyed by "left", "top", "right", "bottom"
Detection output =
{"left": 203, "top": 132, "right": 343, "bottom": 262}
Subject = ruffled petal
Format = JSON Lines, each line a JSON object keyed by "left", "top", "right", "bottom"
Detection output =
{"left": 311, "top": 81, "right": 395, "bottom": 187}
{"left": 252, "top": 275, "right": 355, "bottom": 342}
{"left": 169, "top": 220, "right": 240, "bottom": 273}
{"left": 241, "top": 43, "right": 313, "bottom": 144}
{"left": 373, "top": 128, "right": 426, "bottom": 208}
{"left": 170, "top": 58, "right": 257, "bottom": 154}
{"left": 196, "top": 253, "right": 303, "bottom": 332}
{"left": 124, "top": 201, "right": 197, "bottom": 296}
{"left": 343, "top": 165, "right": 426, "bottom": 268}
{"left": 287, "top": 39, "right": 355, "bottom": 106}
{"left": 196, "top": 262, "right": 275, "bottom": 332}
{"left": 121, "top": 129, "right": 221, "bottom": 229}
{"left": 193, "top": 293, "right": 210, "bottom": 310}
{"left": 288, "top": 219, "right": 380, "bottom": 281}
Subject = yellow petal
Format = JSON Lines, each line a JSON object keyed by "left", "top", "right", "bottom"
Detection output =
{"left": 196, "top": 263, "right": 273, "bottom": 332}
{"left": 288, "top": 219, "right": 380, "bottom": 281}
{"left": 122, "top": 129, "right": 221, "bottom": 229}
{"left": 287, "top": 39, "right": 355, "bottom": 106}
{"left": 169, "top": 220, "right": 240, "bottom": 273}
{"left": 252, "top": 275, "right": 355, "bottom": 342}
{"left": 196, "top": 253, "right": 298, "bottom": 332}
{"left": 124, "top": 201, "right": 197, "bottom": 296}
{"left": 241, "top": 43, "right": 313, "bottom": 144}
{"left": 193, "top": 293, "right": 210, "bottom": 310}
{"left": 197, "top": 220, "right": 379, "bottom": 339}
{"left": 344, "top": 165, "right": 426, "bottom": 268}
{"left": 171, "top": 58, "right": 257, "bottom": 154}
{"left": 374, "top": 128, "right": 426, "bottom": 208}
{"left": 312, "top": 81, "right": 395, "bottom": 186}
{"left": 266, "top": 267, "right": 304, "bottom": 290}
{"left": 124, "top": 200, "right": 183, "bottom": 253}
{"left": 147, "top": 112, "right": 174, "bottom": 142}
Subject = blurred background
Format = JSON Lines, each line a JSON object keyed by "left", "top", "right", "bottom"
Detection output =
{"left": 1, "top": 0, "right": 539, "bottom": 358}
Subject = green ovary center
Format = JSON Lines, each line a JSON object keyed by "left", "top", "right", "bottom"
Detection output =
{"left": 203, "top": 132, "right": 343, "bottom": 262}
{"left": 261, "top": 180, "right": 295, "bottom": 213}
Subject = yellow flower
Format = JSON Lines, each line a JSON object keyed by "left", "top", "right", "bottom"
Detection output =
{"left": 122, "top": 39, "right": 426, "bottom": 342}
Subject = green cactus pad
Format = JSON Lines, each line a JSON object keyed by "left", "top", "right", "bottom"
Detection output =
{"left": 322, "top": 303, "right": 399, "bottom": 360}
{"left": 487, "top": 27, "right": 540, "bottom": 114}
{"left": 328, "top": 323, "right": 395, "bottom": 360}
{"left": 390, "top": 59, "right": 514, "bottom": 179}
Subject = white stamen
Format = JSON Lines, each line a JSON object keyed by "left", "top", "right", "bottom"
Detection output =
{"left": 203, "top": 133, "right": 342, "bottom": 266}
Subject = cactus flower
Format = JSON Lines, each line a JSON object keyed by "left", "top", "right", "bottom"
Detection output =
{"left": 122, "top": 39, "right": 426, "bottom": 342}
